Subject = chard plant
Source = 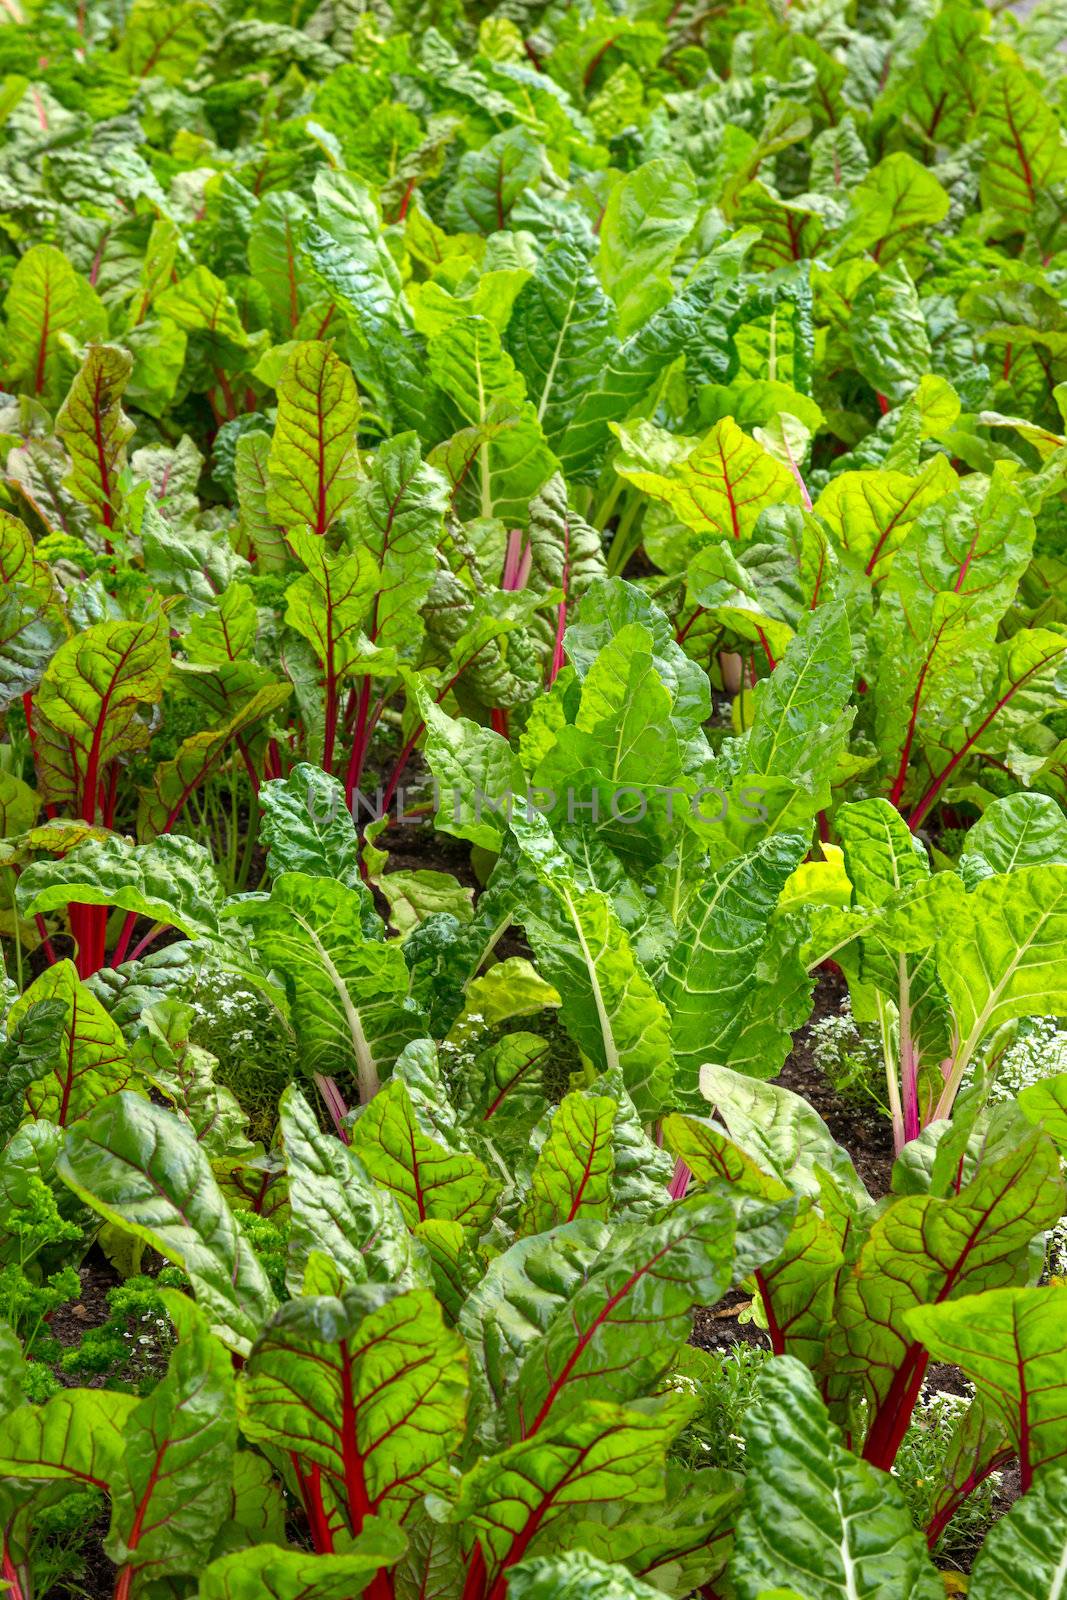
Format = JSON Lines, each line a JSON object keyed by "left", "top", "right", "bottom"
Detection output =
{"left": 0, "top": 0, "right": 1066, "bottom": 1592}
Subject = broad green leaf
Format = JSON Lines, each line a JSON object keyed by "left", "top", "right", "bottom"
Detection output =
{"left": 34, "top": 610, "right": 170, "bottom": 818}
{"left": 845, "top": 153, "right": 949, "bottom": 263}
{"left": 836, "top": 799, "right": 928, "bottom": 906}
{"left": 454, "top": 1396, "right": 693, "bottom": 1596}
{"left": 259, "top": 763, "right": 368, "bottom": 896}
{"left": 55, "top": 344, "right": 134, "bottom": 535}
{"left": 508, "top": 1551, "right": 665, "bottom": 1600}
{"left": 745, "top": 599, "right": 854, "bottom": 786}
{"left": 156, "top": 267, "right": 248, "bottom": 350}
{"left": 731, "top": 1357, "right": 941, "bottom": 1600}
{"left": 660, "top": 834, "right": 809, "bottom": 1097}
{"left": 0, "top": 1388, "right": 137, "bottom": 1492}
{"left": 968, "top": 1467, "right": 1067, "bottom": 1599}
{"left": 518, "top": 1091, "right": 616, "bottom": 1235}
{"left": 812, "top": 455, "right": 957, "bottom": 582}
{"left": 507, "top": 239, "right": 617, "bottom": 456}
{"left": 3, "top": 244, "right": 102, "bottom": 405}
{"left": 198, "top": 1528, "right": 409, "bottom": 1600}
{"left": 850, "top": 263, "right": 932, "bottom": 407}
{"left": 248, "top": 191, "right": 313, "bottom": 337}
{"left": 349, "top": 431, "right": 448, "bottom": 658}
{"left": 979, "top": 67, "right": 1067, "bottom": 228}
{"left": 107, "top": 1294, "right": 236, "bottom": 1586}
{"left": 279, "top": 1084, "right": 424, "bottom": 1295}
{"left": 958, "top": 793, "right": 1067, "bottom": 886}
{"left": 615, "top": 416, "right": 799, "bottom": 544}
{"left": 378, "top": 869, "right": 473, "bottom": 936}
{"left": 238, "top": 1287, "right": 467, "bottom": 1530}
{"left": 121, "top": 0, "right": 208, "bottom": 80}
{"left": 235, "top": 430, "right": 287, "bottom": 570}
{"left": 907, "top": 1286, "right": 1067, "bottom": 1486}
{"left": 1019, "top": 1073, "right": 1067, "bottom": 1158}
{"left": 695, "top": 1064, "right": 870, "bottom": 1206}
{"left": 267, "top": 341, "right": 362, "bottom": 537}
{"left": 6, "top": 960, "right": 133, "bottom": 1125}
{"left": 0, "top": 507, "right": 55, "bottom": 603}
{"left": 350, "top": 1076, "right": 500, "bottom": 1231}
{"left": 0, "top": 587, "right": 65, "bottom": 713}
{"left": 443, "top": 126, "right": 542, "bottom": 235}
{"left": 234, "top": 872, "right": 420, "bottom": 1103}
{"left": 17, "top": 834, "right": 229, "bottom": 945}
{"left": 938, "top": 865, "right": 1067, "bottom": 1078}
{"left": 136, "top": 683, "right": 292, "bottom": 839}
{"left": 511, "top": 813, "right": 674, "bottom": 1118}
{"left": 407, "top": 676, "right": 525, "bottom": 853}
{"left": 131, "top": 1000, "right": 252, "bottom": 1162}
{"left": 59, "top": 1091, "right": 277, "bottom": 1354}
{"left": 284, "top": 528, "right": 378, "bottom": 686}
{"left": 596, "top": 157, "right": 697, "bottom": 337}
{"left": 831, "top": 1125, "right": 1063, "bottom": 1456}
{"left": 508, "top": 1189, "right": 793, "bottom": 1439}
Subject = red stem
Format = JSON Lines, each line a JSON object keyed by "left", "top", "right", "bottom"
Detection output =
{"left": 127, "top": 923, "right": 165, "bottom": 964}
{"left": 111, "top": 910, "right": 139, "bottom": 967}
{"left": 2, "top": 1545, "right": 26, "bottom": 1600}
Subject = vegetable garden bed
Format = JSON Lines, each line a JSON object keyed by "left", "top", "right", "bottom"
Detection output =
{"left": 1, "top": 0, "right": 1067, "bottom": 1596}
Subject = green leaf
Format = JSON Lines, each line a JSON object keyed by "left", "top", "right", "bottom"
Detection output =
{"left": 121, "top": 0, "right": 209, "bottom": 81}
{"left": 511, "top": 813, "right": 674, "bottom": 1118}
{"left": 6, "top": 959, "right": 134, "bottom": 1126}
{"left": 349, "top": 431, "right": 448, "bottom": 659}
{"left": 58, "top": 1091, "right": 277, "bottom": 1355}
{"left": 731, "top": 1356, "right": 941, "bottom": 1600}
{"left": 615, "top": 415, "right": 799, "bottom": 545}
{"left": 937, "top": 866, "right": 1067, "bottom": 1095}
{"left": 596, "top": 157, "right": 697, "bottom": 337}
{"left": 267, "top": 341, "right": 362, "bottom": 537}
{"left": 55, "top": 344, "right": 134, "bottom": 535}
{"left": 238, "top": 1287, "right": 467, "bottom": 1531}
{"left": 695, "top": 1063, "right": 870, "bottom": 1206}
{"left": 968, "top": 1467, "right": 1067, "bottom": 1599}
{"left": 350, "top": 1075, "right": 501, "bottom": 1231}
{"left": 107, "top": 1294, "right": 236, "bottom": 1587}
{"left": 17, "top": 834, "right": 229, "bottom": 945}
{"left": 845, "top": 153, "right": 949, "bottom": 263}
{"left": 34, "top": 610, "right": 170, "bottom": 818}
{"left": 508, "top": 1551, "right": 666, "bottom": 1600}
{"left": 0, "top": 1388, "right": 137, "bottom": 1493}
{"left": 454, "top": 1396, "right": 694, "bottom": 1596}
{"left": 443, "top": 125, "right": 542, "bottom": 234}
{"left": 234, "top": 871, "right": 420, "bottom": 1103}
{"left": 2, "top": 244, "right": 102, "bottom": 405}
{"left": 259, "top": 763, "right": 368, "bottom": 897}
{"left": 979, "top": 67, "right": 1067, "bottom": 229}
{"left": 199, "top": 1529, "right": 408, "bottom": 1600}
{"left": 518, "top": 1090, "right": 617, "bottom": 1234}
{"left": 660, "top": 834, "right": 809, "bottom": 1097}
{"left": 958, "top": 793, "right": 1067, "bottom": 886}
{"left": 831, "top": 1123, "right": 1063, "bottom": 1459}
{"left": 507, "top": 239, "right": 617, "bottom": 457}
{"left": 507, "top": 1189, "right": 793, "bottom": 1439}
{"left": 156, "top": 267, "right": 248, "bottom": 351}
{"left": 907, "top": 1286, "right": 1067, "bottom": 1487}
{"left": 812, "top": 454, "right": 957, "bottom": 584}
{"left": 407, "top": 680, "right": 525, "bottom": 853}
{"left": 279, "top": 1083, "right": 425, "bottom": 1295}
{"left": 136, "top": 682, "right": 292, "bottom": 839}
{"left": 745, "top": 600, "right": 854, "bottom": 784}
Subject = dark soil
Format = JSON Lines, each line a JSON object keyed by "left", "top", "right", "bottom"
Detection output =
{"left": 775, "top": 966, "right": 896, "bottom": 1198}
{"left": 48, "top": 1252, "right": 116, "bottom": 1388}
